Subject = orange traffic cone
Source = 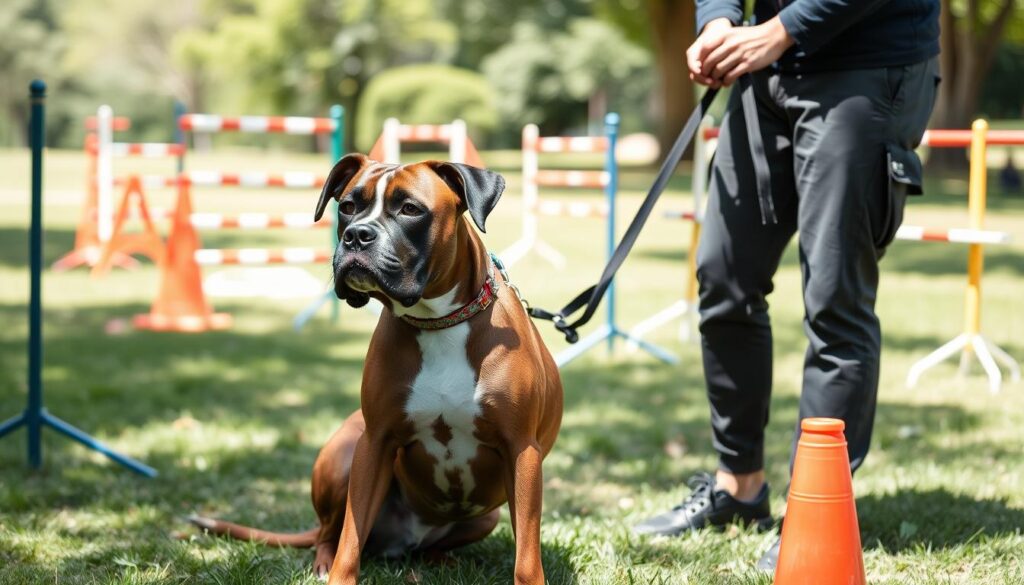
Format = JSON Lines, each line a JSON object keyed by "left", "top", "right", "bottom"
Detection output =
{"left": 367, "top": 135, "right": 386, "bottom": 161}
{"left": 133, "top": 181, "right": 231, "bottom": 332}
{"left": 774, "top": 418, "right": 866, "bottom": 585}
{"left": 462, "top": 136, "right": 487, "bottom": 168}
{"left": 91, "top": 175, "right": 166, "bottom": 278}
{"left": 53, "top": 135, "right": 139, "bottom": 271}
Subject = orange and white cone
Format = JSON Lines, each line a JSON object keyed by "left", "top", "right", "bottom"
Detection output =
{"left": 53, "top": 135, "right": 138, "bottom": 271}
{"left": 133, "top": 182, "right": 231, "bottom": 332}
{"left": 91, "top": 175, "right": 165, "bottom": 278}
{"left": 774, "top": 418, "right": 866, "bottom": 585}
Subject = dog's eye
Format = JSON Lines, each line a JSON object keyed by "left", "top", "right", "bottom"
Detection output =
{"left": 339, "top": 200, "right": 356, "bottom": 215}
{"left": 400, "top": 202, "right": 423, "bottom": 217}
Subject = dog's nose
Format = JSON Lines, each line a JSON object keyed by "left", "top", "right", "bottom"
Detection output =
{"left": 342, "top": 224, "right": 378, "bottom": 250}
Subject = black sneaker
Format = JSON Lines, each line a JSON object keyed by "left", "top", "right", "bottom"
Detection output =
{"left": 632, "top": 472, "right": 772, "bottom": 537}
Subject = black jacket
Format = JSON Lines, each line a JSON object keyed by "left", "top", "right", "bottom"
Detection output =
{"left": 696, "top": 0, "right": 940, "bottom": 72}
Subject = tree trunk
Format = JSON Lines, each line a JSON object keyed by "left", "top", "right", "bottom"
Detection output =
{"left": 927, "top": 0, "right": 1017, "bottom": 173}
{"left": 648, "top": 0, "right": 697, "bottom": 159}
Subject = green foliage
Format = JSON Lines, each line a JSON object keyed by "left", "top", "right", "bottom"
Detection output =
{"left": 482, "top": 18, "right": 652, "bottom": 142}
{"left": 980, "top": 44, "right": 1024, "bottom": 118}
{"left": 355, "top": 65, "right": 498, "bottom": 152}
{"left": 0, "top": 0, "right": 67, "bottom": 146}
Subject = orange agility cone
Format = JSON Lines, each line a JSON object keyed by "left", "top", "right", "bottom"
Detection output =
{"left": 91, "top": 175, "right": 165, "bottom": 278}
{"left": 133, "top": 181, "right": 231, "bottom": 332}
{"left": 53, "top": 135, "right": 139, "bottom": 272}
{"left": 774, "top": 418, "right": 866, "bottom": 585}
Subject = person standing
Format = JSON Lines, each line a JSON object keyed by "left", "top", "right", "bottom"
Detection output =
{"left": 633, "top": 0, "right": 940, "bottom": 570}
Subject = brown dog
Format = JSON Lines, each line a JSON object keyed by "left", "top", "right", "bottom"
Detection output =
{"left": 190, "top": 154, "right": 563, "bottom": 584}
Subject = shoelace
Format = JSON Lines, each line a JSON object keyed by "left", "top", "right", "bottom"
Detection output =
{"left": 674, "top": 472, "right": 717, "bottom": 516}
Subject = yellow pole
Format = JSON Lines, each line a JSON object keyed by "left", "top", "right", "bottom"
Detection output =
{"left": 685, "top": 222, "right": 701, "bottom": 304}
{"left": 964, "top": 119, "right": 988, "bottom": 336}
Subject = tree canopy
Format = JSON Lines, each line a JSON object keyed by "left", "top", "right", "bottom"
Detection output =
{"left": 1, "top": 0, "right": 1020, "bottom": 150}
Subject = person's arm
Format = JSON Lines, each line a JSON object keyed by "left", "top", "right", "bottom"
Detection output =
{"left": 777, "top": 0, "right": 892, "bottom": 55}
{"left": 696, "top": 0, "right": 744, "bottom": 34}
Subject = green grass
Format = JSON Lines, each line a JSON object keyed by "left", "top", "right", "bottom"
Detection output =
{"left": 1, "top": 147, "right": 1023, "bottom": 584}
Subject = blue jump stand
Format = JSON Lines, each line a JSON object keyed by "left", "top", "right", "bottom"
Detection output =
{"left": 293, "top": 104, "right": 345, "bottom": 330}
{"left": 555, "top": 113, "right": 678, "bottom": 368}
{"left": 0, "top": 81, "right": 157, "bottom": 477}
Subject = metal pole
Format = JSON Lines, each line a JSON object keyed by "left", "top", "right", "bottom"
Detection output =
{"left": 604, "top": 112, "right": 619, "bottom": 355}
{"left": 330, "top": 104, "right": 344, "bottom": 323}
{"left": 96, "top": 106, "right": 114, "bottom": 243}
{"left": 27, "top": 80, "right": 46, "bottom": 468}
{"left": 964, "top": 118, "right": 988, "bottom": 337}
{"left": 173, "top": 101, "right": 187, "bottom": 175}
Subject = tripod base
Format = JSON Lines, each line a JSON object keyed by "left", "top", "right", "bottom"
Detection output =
{"left": 626, "top": 299, "right": 699, "bottom": 352}
{"left": 555, "top": 323, "right": 678, "bottom": 368}
{"left": 0, "top": 408, "right": 156, "bottom": 477}
{"left": 293, "top": 286, "right": 382, "bottom": 331}
{"left": 906, "top": 333, "right": 1021, "bottom": 394}
{"left": 51, "top": 246, "right": 138, "bottom": 272}
{"left": 500, "top": 237, "right": 566, "bottom": 270}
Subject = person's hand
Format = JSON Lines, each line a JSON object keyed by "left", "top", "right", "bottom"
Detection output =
{"left": 686, "top": 18, "right": 734, "bottom": 88}
{"left": 698, "top": 17, "right": 795, "bottom": 87}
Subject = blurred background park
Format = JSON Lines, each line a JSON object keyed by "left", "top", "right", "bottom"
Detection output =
{"left": 2, "top": 1, "right": 1024, "bottom": 584}
{"left": 3, "top": 0, "right": 1022, "bottom": 155}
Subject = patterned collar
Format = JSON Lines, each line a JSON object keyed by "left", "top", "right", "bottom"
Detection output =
{"left": 399, "top": 257, "right": 500, "bottom": 331}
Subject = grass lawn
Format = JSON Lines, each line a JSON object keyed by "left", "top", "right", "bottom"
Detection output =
{"left": 1, "top": 146, "right": 1023, "bottom": 584}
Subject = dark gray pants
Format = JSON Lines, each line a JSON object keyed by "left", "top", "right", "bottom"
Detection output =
{"left": 697, "top": 58, "right": 939, "bottom": 475}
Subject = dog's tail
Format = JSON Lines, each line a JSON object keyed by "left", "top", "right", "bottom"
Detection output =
{"left": 187, "top": 515, "right": 319, "bottom": 548}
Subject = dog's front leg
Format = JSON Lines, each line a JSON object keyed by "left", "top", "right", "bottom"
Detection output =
{"left": 503, "top": 439, "right": 545, "bottom": 585}
{"left": 327, "top": 433, "right": 396, "bottom": 585}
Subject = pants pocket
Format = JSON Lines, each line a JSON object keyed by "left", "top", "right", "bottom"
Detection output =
{"left": 875, "top": 143, "right": 923, "bottom": 249}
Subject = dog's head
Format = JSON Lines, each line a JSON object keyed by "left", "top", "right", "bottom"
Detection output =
{"left": 314, "top": 154, "right": 504, "bottom": 310}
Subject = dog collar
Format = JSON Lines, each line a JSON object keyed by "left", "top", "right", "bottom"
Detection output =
{"left": 399, "top": 257, "right": 500, "bottom": 331}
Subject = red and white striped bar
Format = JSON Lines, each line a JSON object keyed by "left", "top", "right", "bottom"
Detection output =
{"left": 189, "top": 213, "right": 330, "bottom": 230}
{"left": 194, "top": 248, "right": 332, "bottom": 266}
{"left": 87, "top": 142, "right": 185, "bottom": 157}
{"left": 86, "top": 116, "right": 131, "bottom": 131}
{"left": 534, "top": 170, "right": 609, "bottom": 188}
{"left": 184, "top": 171, "right": 326, "bottom": 188}
{"left": 534, "top": 200, "right": 609, "bottom": 218}
{"left": 536, "top": 136, "right": 609, "bottom": 154}
{"left": 396, "top": 124, "right": 453, "bottom": 142}
{"left": 112, "top": 175, "right": 180, "bottom": 189}
{"left": 921, "top": 129, "right": 1024, "bottom": 147}
{"left": 662, "top": 210, "right": 700, "bottom": 222}
{"left": 180, "top": 114, "right": 337, "bottom": 135}
{"left": 114, "top": 172, "right": 327, "bottom": 189}
{"left": 895, "top": 226, "right": 1011, "bottom": 245}
{"left": 702, "top": 127, "right": 1024, "bottom": 148}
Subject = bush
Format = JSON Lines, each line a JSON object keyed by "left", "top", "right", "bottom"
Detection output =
{"left": 482, "top": 18, "right": 652, "bottom": 145}
{"left": 355, "top": 65, "right": 498, "bottom": 153}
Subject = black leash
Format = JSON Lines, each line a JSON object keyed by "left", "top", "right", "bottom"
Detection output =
{"left": 527, "top": 88, "right": 719, "bottom": 343}
{"left": 527, "top": 76, "right": 776, "bottom": 343}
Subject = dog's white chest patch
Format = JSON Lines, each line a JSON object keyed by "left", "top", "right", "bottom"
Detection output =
{"left": 405, "top": 321, "right": 484, "bottom": 512}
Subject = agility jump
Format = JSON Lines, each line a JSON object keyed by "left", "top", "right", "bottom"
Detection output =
{"left": 120, "top": 109, "right": 344, "bottom": 332}
{"left": 54, "top": 106, "right": 185, "bottom": 271}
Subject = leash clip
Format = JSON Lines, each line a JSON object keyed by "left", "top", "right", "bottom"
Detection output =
{"left": 552, "top": 315, "right": 579, "bottom": 344}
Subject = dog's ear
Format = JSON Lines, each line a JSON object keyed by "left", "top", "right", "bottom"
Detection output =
{"left": 314, "top": 153, "right": 370, "bottom": 221}
{"left": 428, "top": 162, "right": 505, "bottom": 233}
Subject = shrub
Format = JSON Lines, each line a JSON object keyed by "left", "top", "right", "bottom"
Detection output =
{"left": 356, "top": 64, "right": 498, "bottom": 153}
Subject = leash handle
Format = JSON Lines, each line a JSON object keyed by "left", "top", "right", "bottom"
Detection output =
{"left": 528, "top": 87, "right": 720, "bottom": 343}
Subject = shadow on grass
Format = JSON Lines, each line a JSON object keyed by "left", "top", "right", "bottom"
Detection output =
{"left": 0, "top": 226, "right": 77, "bottom": 268}
{"left": 355, "top": 528, "right": 580, "bottom": 585}
{"left": 859, "top": 488, "right": 1024, "bottom": 552}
